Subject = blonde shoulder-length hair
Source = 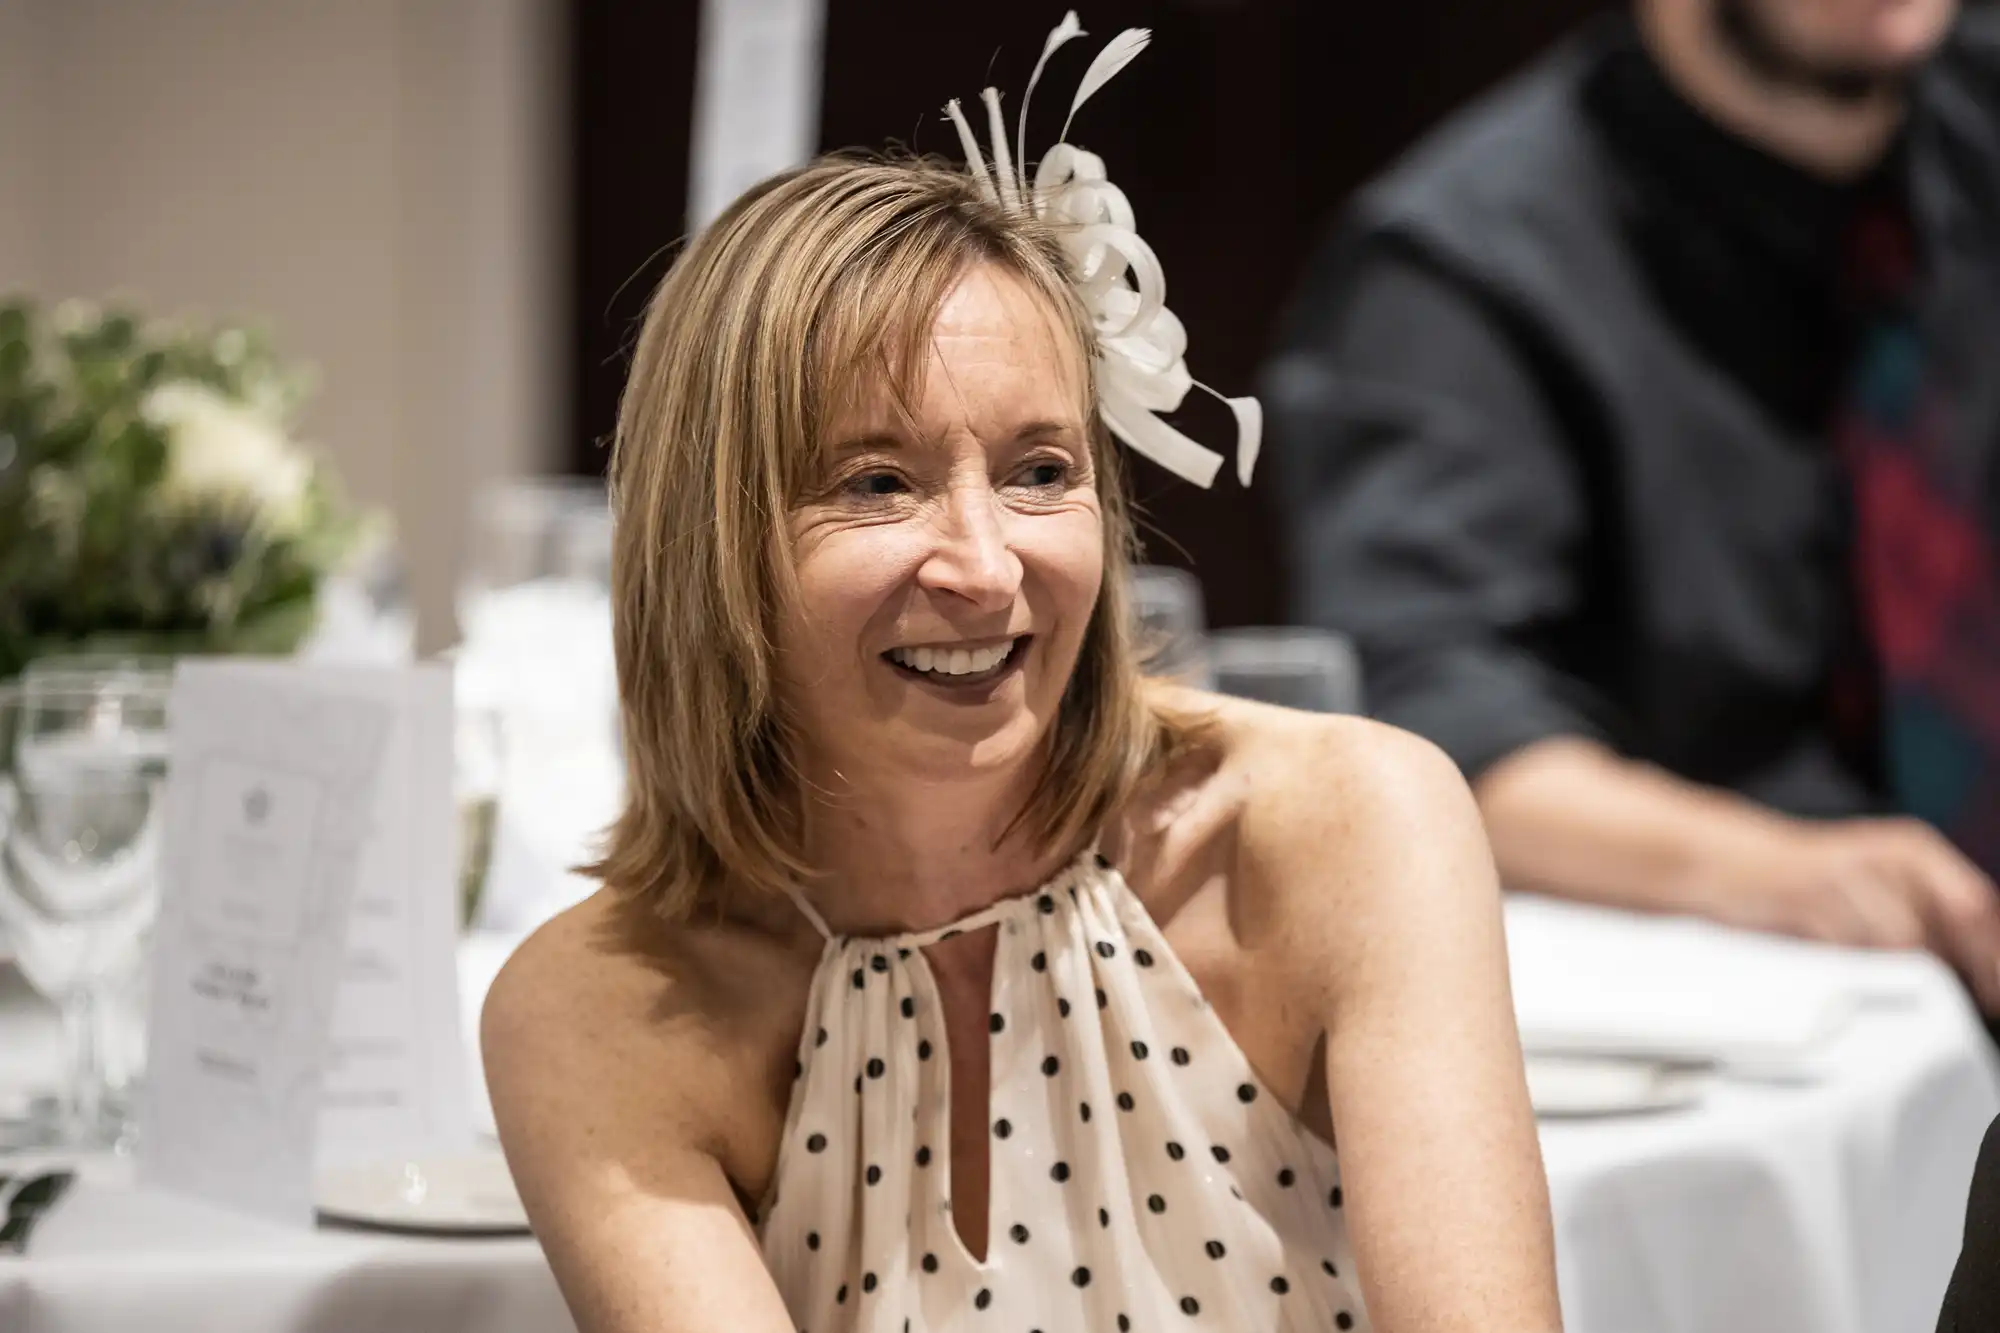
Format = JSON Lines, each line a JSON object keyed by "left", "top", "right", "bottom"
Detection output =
{"left": 589, "top": 152, "right": 1200, "bottom": 920}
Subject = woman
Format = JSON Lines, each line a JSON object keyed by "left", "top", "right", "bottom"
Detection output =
{"left": 483, "top": 23, "right": 1560, "bottom": 1333}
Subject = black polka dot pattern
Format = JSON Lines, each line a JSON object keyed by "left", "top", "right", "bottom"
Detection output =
{"left": 759, "top": 846, "right": 1369, "bottom": 1332}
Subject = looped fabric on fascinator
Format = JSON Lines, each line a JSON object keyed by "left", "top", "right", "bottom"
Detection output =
{"left": 944, "top": 11, "right": 1260, "bottom": 489}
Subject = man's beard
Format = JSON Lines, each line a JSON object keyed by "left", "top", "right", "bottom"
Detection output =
{"left": 1713, "top": 0, "right": 1912, "bottom": 103}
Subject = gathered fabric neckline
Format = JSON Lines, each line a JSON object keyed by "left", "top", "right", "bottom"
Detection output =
{"left": 775, "top": 844, "right": 1105, "bottom": 950}
{"left": 756, "top": 843, "right": 1371, "bottom": 1332}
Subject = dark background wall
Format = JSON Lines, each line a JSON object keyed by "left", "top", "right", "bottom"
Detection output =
{"left": 569, "top": 0, "right": 1612, "bottom": 626}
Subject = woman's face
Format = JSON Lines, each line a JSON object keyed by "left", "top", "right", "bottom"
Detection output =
{"left": 779, "top": 262, "right": 1103, "bottom": 789}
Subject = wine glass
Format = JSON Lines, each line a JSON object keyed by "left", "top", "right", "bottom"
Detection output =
{"left": 456, "top": 706, "right": 506, "bottom": 931}
{"left": 463, "top": 476, "right": 611, "bottom": 601}
{"left": 1130, "top": 565, "right": 1214, "bottom": 689}
{"left": 0, "top": 680, "right": 65, "bottom": 1151}
{"left": 0, "top": 669, "right": 169, "bottom": 1147}
{"left": 1209, "top": 627, "right": 1364, "bottom": 714}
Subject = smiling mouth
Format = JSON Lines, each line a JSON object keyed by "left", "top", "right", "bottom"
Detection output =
{"left": 882, "top": 635, "right": 1030, "bottom": 689}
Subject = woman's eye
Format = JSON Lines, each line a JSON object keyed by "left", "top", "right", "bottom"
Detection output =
{"left": 846, "top": 471, "right": 907, "bottom": 497}
{"left": 1018, "top": 460, "right": 1069, "bottom": 489}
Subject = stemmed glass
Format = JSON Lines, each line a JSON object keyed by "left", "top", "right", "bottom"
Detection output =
{"left": 456, "top": 706, "right": 506, "bottom": 931}
{"left": 1209, "top": 627, "right": 1364, "bottom": 714}
{"left": 0, "top": 665, "right": 169, "bottom": 1147}
{"left": 1131, "top": 565, "right": 1214, "bottom": 689}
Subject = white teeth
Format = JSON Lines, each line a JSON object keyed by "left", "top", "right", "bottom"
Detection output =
{"left": 889, "top": 639, "right": 1018, "bottom": 677}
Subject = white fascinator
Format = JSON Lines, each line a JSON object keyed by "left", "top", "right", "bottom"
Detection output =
{"left": 944, "top": 11, "right": 1260, "bottom": 489}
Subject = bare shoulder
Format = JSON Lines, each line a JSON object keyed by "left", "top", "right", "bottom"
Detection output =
{"left": 1216, "top": 697, "right": 1482, "bottom": 869}
{"left": 481, "top": 888, "right": 810, "bottom": 1176}
{"left": 1147, "top": 684, "right": 1482, "bottom": 863}
{"left": 1150, "top": 688, "right": 1497, "bottom": 994}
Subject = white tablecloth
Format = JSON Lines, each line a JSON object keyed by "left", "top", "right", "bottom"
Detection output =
{"left": 3, "top": 904, "right": 1996, "bottom": 1333}
{"left": 1521, "top": 899, "right": 2000, "bottom": 1333}
{"left": 0, "top": 1152, "right": 569, "bottom": 1333}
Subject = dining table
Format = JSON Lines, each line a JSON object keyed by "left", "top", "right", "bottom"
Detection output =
{"left": 2, "top": 892, "right": 1995, "bottom": 1333}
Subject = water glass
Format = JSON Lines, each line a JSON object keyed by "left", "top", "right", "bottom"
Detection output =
{"left": 0, "top": 669, "right": 169, "bottom": 1147}
{"left": 1131, "top": 565, "right": 1213, "bottom": 689}
{"left": 456, "top": 707, "right": 506, "bottom": 931}
{"left": 1209, "top": 627, "right": 1364, "bottom": 715}
{"left": 465, "top": 476, "right": 611, "bottom": 599}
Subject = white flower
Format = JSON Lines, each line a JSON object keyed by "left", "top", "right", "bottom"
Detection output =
{"left": 141, "top": 380, "right": 314, "bottom": 531}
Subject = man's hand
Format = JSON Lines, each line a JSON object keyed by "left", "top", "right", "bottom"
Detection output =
{"left": 1706, "top": 816, "right": 2000, "bottom": 1012}
{"left": 1477, "top": 738, "right": 2000, "bottom": 1013}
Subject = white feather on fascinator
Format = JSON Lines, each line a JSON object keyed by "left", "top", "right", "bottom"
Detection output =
{"left": 944, "top": 11, "right": 1261, "bottom": 489}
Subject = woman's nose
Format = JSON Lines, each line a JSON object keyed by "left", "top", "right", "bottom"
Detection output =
{"left": 916, "top": 479, "right": 1023, "bottom": 611}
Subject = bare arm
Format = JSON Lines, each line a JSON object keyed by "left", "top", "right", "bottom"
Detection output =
{"left": 481, "top": 901, "right": 796, "bottom": 1333}
{"left": 1248, "top": 716, "right": 1561, "bottom": 1333}
{"left": 1477, "top": 736, "right": 2000, "bottom": 1010}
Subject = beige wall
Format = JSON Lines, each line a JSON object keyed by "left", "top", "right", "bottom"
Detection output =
{"left": 0, "top": 0, "right": 566, "bottom": 649}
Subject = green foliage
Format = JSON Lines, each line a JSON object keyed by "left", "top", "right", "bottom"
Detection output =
{"left": 0, "top": 297, "right": 363, "bottom": 678}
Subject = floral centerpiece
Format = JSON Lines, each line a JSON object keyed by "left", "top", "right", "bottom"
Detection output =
{"left": 0, "top": 298, "right": 369, "bottom": 678}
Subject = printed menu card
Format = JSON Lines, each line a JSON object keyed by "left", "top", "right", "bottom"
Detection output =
{"left": 138, "top": 661, "right": 470, "bottom": 1225}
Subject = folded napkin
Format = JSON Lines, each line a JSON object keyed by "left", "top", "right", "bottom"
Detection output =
{"left": 1504, "top": 895, "right": 1936, "bottom": 1076}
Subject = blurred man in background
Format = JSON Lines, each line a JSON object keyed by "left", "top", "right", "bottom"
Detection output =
{"left": 1265, "top": 0, "right": 2000, "bottom": 1010}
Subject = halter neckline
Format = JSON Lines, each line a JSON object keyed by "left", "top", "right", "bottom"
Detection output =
{"left": 776, "top": 845, "right": 1107, "bottom": 948}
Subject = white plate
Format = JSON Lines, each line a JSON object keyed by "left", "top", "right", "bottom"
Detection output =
{"left": 1525, "top": 1055, "right": 1709, "bottom": 1119}
{"left": 316, "top": 1151, "right": 530, "bottom": 1235}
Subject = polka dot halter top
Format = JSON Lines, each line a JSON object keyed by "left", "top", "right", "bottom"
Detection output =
{"left": 759, "top": 848, "right": 1370, "bottom": 1333}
